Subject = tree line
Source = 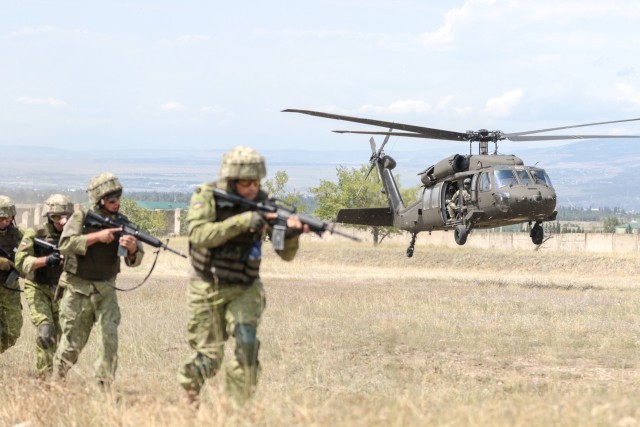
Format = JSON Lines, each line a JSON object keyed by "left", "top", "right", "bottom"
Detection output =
{"left": 4, "top": 167, "right": 638, "bottom": 240}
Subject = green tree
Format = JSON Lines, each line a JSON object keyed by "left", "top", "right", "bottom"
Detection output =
{"left": 602, "top": 216, "right": 620, "bottom": 233}
{"left": 263, "top": 170, "right": 307, "bottom": 213}
{"left": 310, "top": 164, "right": 418, "bottom": 245}
{"left": 119, "top": 197, "right": 168, "bottom": 236}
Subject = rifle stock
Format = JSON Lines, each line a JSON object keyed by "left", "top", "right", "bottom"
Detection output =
{"left": 212, "top": 188, "right": 361, "bottom": 250}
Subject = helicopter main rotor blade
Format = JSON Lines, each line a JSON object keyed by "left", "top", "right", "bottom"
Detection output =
{"left": 283, "top": 109, "right": 467, "bottom": 141}
{"left": 508, "top": 134, "right": 640, "bottom": 141}
{"left": 333, "top": 130, "right": 455, "bottom": 140}
{"left": 507, "top": 117, "right": 640, "bottom": 137}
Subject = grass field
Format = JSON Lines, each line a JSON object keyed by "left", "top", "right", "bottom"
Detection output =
{"left": 1, "top": 237, "right": 640, "bottom": 426}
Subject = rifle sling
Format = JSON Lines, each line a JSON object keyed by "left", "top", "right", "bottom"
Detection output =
{"left": 110, "top": 246, "right": 162, "bottom": 292}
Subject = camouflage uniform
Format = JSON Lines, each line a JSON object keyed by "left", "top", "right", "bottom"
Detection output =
{"left": 53, "top": 174, "right": 144, "bottom": 383}
{"left": 447, "top": 179, "right": 472, "bottom": 220}
{"left": 0, "top": 196, "right": 23, "bottom": 353}
{"left": 178, "top": 146, "right": 302, "bottom": 404}
{"left": 15, "top": 194, "right": 74, "bottom": 377}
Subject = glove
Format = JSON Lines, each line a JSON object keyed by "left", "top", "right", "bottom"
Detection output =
{"left": 45, "top": 252, "right": 62, "bottom": 267}
{"left": 247, "top": 211, "right": 267, "bottom": 233}
{"left": 0, "top": 257, "right": 12, "bottom": 271}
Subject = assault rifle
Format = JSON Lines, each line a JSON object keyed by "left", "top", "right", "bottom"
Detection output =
{"left": 212, "top": 188, "right": 361, "bottom": 250}
{"left": 0, "top": 246, "right": 20, "bottom": 286}
{"left": 84, "top": 210, "right": 187, "bottom": 258}
{"left": 34, "top": 238, "right": 60, "bottom": 254}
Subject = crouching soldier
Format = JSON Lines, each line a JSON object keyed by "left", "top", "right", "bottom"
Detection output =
{"left": 15, "top": 194, "right": 74, "bottom": 377}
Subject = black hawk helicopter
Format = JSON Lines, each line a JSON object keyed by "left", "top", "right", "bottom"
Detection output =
{"left": 284, "top": 109, "right": 640, "bottom": 257}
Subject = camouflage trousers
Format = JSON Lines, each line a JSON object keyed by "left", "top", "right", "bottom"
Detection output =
{"left": 23, "top": 281, "right": 60, "bottom": 377}
{"left": 178, "top": 277, "right": 266, "bottom": 403}
{"left": 0, "top": 279, "right": 23, "bottom": 353}
{"left": 54, "top": 284, "right": 120, "bottom": 382}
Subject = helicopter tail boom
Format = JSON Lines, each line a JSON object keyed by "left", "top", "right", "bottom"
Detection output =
{"left": 336, "top": 208, "right": 394, "bottom": 227}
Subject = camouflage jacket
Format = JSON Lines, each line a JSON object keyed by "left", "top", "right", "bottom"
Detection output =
{"left": 58, "top": 205, "right": 144, "bottom": 296}
{"left": 15, "top": 222, "right": 63, "bottom": 286}
{"left": 187, "top": 181, "right": 300, "bottom": 281}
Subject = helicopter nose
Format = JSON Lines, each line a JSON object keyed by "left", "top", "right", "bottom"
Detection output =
{"left": 510, "top": 188, "right": 557, "bottom": 217}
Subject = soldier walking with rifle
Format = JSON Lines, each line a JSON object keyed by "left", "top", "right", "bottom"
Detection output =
{"left": 0, "top": 196, "right": 23, "bottom": 354}
{"left": 15, "top": 194, "right": 74, "bottom": 378}
{"left": 53, "top": 173, "right": 144, "bottom": 388}
{"left": 177, "top": 146, "right": 310, "bottom": 405}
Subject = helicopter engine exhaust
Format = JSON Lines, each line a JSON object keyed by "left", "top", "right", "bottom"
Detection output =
{"left": 419, "top": 154, "right": 469, "bottom": 186}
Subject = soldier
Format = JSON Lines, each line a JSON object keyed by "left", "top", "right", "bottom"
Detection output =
{"left": 0, "top": 196, "right": 23, "bottom": 354}
{"left": 178, "top": 146, "right": 308, "bottom": 405}
{"left": 53, "top": 173, "right": 144, "bottom": 387}
{"left": 15, "top": 194, "right": 74, "bottom": 377}
{"left": 447, "top": 178, "right": 472, "bottom": 221}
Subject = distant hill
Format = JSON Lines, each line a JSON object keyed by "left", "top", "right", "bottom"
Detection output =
{"left": 1, "top": 139, "right": 638, "bottom": 210}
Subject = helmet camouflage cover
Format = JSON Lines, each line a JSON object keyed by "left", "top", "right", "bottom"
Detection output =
{"left": 218, "top": 146, "right": 267, "bottom": 181}
{"left": 0, "top": 195, "right": 16, "bottom": 217}
{"left": 43, "top": 194, "right": 74, "bottom": 216}
{"left": 87, "top": 172, "right": 123, "bottom": 204}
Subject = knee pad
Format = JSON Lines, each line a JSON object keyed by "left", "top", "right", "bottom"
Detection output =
{"left": 36, "top": 323, "right": 56, "bottom": 350}
{"left": 194, "top": 352, "right": 219, "bottom": 379}
{"left": 234, "top": 324, "right": 260, "bottom": 367}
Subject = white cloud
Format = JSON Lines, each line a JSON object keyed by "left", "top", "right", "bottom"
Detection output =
{"left": 8, "top": 25, "right": 88, "bottom": 38}
{"left": 9, "top": 25, "right": 58, "bottom": 37}
{"left": 160, "top": 102, "right": 182, "bottom": 111}
{"left": 615, "top": 82, "right": 640, "bottom": 106}
{"left": 16, "top": 97, "right": 67, "bottom": 107}
{"left": 484, "top": 89, "right": 523, "bottom": 117}
{"left": 419, "top": 0, "right": 497, "bottom": 47}
{"left": 356, "top": 100, "right": 432, "bottom": 115}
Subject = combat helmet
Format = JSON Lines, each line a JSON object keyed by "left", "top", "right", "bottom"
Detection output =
{"left": 87, "top": 172, "right": 123, "bottom": 204}
{"left": 0, "top": 195, "right": 16, "bottom": 217}
{"left": 43, "top": 194, "right": 74, "bottom": 217}
{"left": 218, "top": 146, "right": 267, "bottom": 181}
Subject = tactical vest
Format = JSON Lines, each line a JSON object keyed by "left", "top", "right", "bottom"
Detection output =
{"left": 65, "top": 208, "right": 121, "bottom": 281}
{"left": 32, "top": 224, "right": 64, "bottom": 286}
{"left": 0, "top": 225, "right": 21, "bottom": 284}
{"left": 190, "top": 184, "right": 265, "bottom": 284}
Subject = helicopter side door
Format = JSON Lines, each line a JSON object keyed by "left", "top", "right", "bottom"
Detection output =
{"left": 476, "top": 171, "right": 500, "bottom": 224}
{"left": 420, "top": 182, "right": 447, "bottom": 229}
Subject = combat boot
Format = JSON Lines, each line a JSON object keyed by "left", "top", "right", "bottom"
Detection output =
{"left": 184, "top": 389, "right": 200, "bottom": 409}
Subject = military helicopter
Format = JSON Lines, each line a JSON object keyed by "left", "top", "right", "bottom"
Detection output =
{"left": 284, "top": 109, "right": 640, "bottom": 257}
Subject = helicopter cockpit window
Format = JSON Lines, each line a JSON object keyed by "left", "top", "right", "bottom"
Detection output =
{"left": 515, "top": 170, "right": 532, "bottom": 186}
{"left": 493, "top": 170, "right": 516, "bottom": 188}
{"left": 479, "top": 172, "right": 491, "bottom": 192}
{"left": 531, "top": 169, "right": 553, "bottom": 188}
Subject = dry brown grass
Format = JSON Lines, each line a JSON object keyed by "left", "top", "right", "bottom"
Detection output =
{"left": 2, "top": 238, "right": 640, "bottom": 426}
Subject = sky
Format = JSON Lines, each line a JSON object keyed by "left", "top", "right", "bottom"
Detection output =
{"left": 2, "top": 0, "right": 640, "bottom": 158}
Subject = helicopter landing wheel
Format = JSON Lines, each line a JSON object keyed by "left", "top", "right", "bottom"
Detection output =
{"left": 530, "top": 222, "right": 544, "bottom": 245}
{"left": 454, "top": 225, "right": 468, "bottom": 245}
{"left": 406, "top": 232, "right": 417, "bottom": 257}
